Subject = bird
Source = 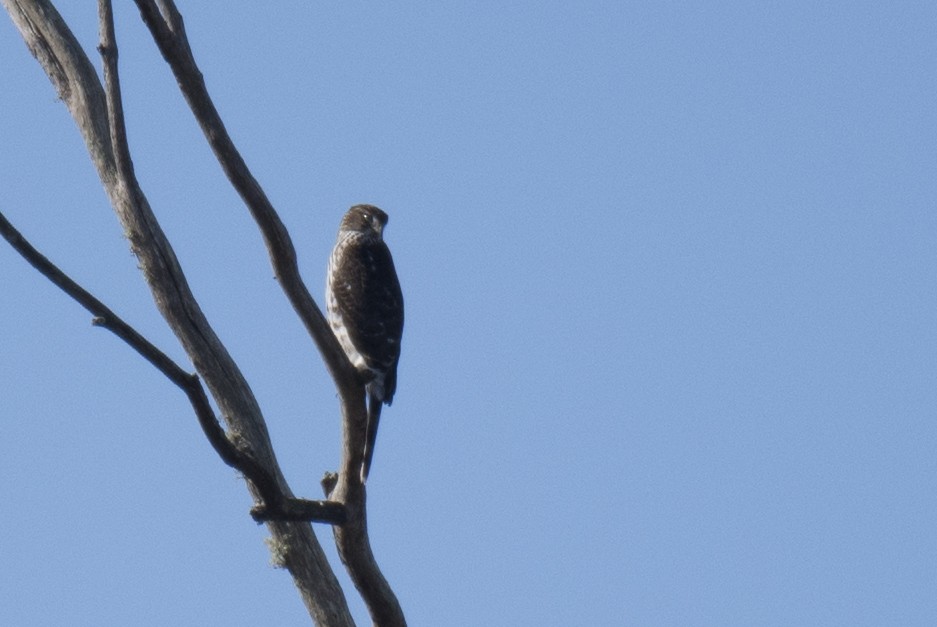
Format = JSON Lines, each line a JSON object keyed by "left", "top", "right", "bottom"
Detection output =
{"left": 326, "top": 204, "right": 404, "bottom": 482}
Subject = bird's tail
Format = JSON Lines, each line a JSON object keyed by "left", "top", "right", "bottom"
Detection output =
{"left": 361, "top": 392, "right": 383, "bottom": 483}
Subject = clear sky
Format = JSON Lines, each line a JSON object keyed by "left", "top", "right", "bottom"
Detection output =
{"left": 1, "top": 2, "right": 935, "bottom": 625}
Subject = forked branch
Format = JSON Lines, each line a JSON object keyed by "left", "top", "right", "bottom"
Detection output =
{"left": 132, "top": 2, "right": 406, "bottom": 624}
{"left": 3, "top": 0, "right": 355, "bottom": 624}
{"left": 0, "top": 210, "right": 346, "bottom": 526}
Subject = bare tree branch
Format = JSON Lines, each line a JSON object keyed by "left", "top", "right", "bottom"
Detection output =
{"left": 4, "top": 0, "right": 410, "bottom": 622}
{"left": 0, "top": 209, "right": 347, "bottom": 526}
{"left": 133, "top": 0, "right": 356, "bottom": 390}
{"left": 129, "top": 2, "right": 407, "bottom": 624}
{"left": 3, "top": 1, "right": 356, "bottom": 623}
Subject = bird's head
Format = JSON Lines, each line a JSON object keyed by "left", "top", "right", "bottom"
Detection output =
{"left": 340, "top": 204, "right": 389, "bottom": 240}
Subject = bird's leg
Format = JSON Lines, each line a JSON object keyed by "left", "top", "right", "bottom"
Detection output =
{"left": 355, "top": 367, "right": 376, "bottom": 386}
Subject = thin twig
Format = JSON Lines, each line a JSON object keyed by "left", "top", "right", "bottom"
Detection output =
{"left": 97, "top": 0, "right": 134, "bottom": 186}
{"left": 0, "top": 213, "right": 180, "bottom": 379}
{"left": 1, "top": 208, "right": 345, "bottom": 525}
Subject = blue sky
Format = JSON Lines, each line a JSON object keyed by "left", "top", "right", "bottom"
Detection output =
{"left": 2, "top": 2, "right": 935, "bottom": 625}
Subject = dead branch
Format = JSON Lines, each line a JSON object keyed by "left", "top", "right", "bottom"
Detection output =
{"left": 2, "top": 1, "right": 355, "bottom": 624}
{"left": 0, "top": 209, "right": 346, "bottom": 527}
{"left": 131, "top": 2, "right": 406, "bottom": 624}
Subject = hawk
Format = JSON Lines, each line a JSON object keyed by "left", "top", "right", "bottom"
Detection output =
{"left": 326, "top": 204, "right": 404, "bottom": 482}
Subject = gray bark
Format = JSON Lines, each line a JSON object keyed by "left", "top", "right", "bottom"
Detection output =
{"left": 2, "top": 1, "right": 372, "bottom": 624}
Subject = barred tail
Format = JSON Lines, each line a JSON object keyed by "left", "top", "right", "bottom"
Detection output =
{"left": 361, "top": 392, "right": 383, "bottom": 483}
